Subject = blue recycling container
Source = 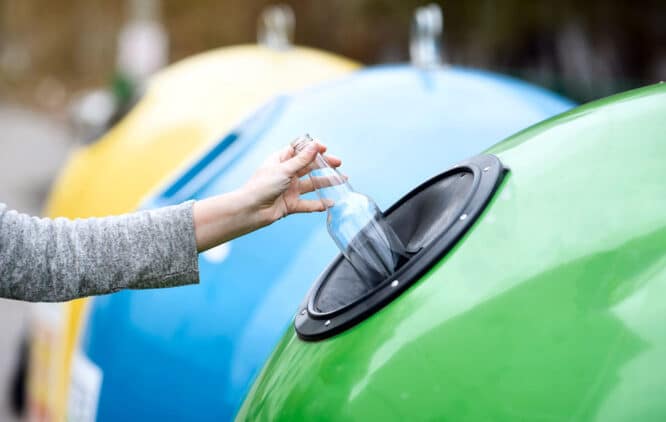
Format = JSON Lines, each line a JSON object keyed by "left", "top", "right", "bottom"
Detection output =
{"left": 77, "top": 65, "right": 574, "bottom": 421}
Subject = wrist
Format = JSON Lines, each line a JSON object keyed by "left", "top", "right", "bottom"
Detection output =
{"left": 232, "top": 186, "right": 272, "bottom": 227}
{"left": 193, "top": 189, "right": 263, "bottom": 252}
{"left": 236, "top": 180, "right": 286, "bottom": 227}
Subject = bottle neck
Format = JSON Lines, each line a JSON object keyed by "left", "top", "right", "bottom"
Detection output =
{"left": 290, "top": 134, "right": 316, "bottom": 154}
{"left": 291, "top": 135, "right": 354, "bottom": 200}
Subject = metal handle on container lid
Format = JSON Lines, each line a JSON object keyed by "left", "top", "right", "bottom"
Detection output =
{"left": 257, "top": 4, "right": 295, "bottom": 51}
{"left": 410, "top": 3, "right": 445, "bottom": 68}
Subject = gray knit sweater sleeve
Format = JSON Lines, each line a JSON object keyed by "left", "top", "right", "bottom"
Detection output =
{"left": 0, "top": 201, "right": 199, "bottom": 302}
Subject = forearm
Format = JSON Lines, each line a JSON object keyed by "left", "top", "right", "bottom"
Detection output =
{"left": 0, "top": 202, "right": 199, "bottom": 302}
{"left": 192, "top": 189, "right": 271, "bottom": 252}
{"left": 0, "top": 140, "right": 335, "bottom": 302}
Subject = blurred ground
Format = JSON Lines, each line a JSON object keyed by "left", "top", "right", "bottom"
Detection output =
{"left": 0, "top": 104, "right": 70, "bottom": 421}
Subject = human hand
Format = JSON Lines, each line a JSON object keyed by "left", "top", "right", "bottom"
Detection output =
{"left": 193, "top": 141, "right": 341, "bottom": 251}
{"left": 241, "top": 141, "right": 342, "bottom": 223}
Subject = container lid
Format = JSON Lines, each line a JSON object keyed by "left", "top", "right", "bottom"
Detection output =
{"left": 295, "top": 154, "right": 506, "bottom": 341}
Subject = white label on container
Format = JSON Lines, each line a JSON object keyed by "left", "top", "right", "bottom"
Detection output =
{"left": 68, "top": 350, "right": 103, "bottom": 422}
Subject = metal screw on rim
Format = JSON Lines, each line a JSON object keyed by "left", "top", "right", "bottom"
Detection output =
{"left": 324, "top": 320, "right": 331, "bottom": 326}
{"left": 300, "top": 309, "right": 306, "bottom": 315}
{"left": 483, "top": 166, "right": 490, "bottom": 172}
{"left": 460, "top": 213, "right": 468, "bottom": 221}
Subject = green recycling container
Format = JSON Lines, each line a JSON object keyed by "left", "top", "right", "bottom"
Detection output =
{"left": 237, "top": 83, "right": 666, "bottom": 421}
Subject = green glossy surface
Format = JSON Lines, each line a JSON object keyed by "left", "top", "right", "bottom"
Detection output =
{"left": 238, "top": 84, "right": 666, "bottom": 421}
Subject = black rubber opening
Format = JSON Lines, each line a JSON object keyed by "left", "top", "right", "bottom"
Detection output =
{"left": 314, "top": 168, "right": 474, "bottom": 314}
{"left": 295, "top": 154, "right": 506, "bottom": 341}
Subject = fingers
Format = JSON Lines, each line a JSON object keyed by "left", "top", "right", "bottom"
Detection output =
{"left": 291, "top": 199, "right": 334, "bottom": 214}
{"left": 298, "top": 177, "right": 316, "bottom": 194}
{"left": 278, "top": 140, "right": 341, "bottom": 182}
{"left": 281, "top": 142, "right": 320, "bottom": 175}
{"left": 324, "top": 154, "right": 342, "bottom": 168}
{"left": 295, "top": 154, "right": 342, "bottom": 177}
{"left": 277, "top": 144, "right": 296, "bottom": 162}
{"left": 298, "top": 174, "right": 348, "bottom": 194}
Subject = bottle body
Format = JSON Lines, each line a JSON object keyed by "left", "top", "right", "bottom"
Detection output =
{"left": 292, "top": 135, "right": 408, "bottom": 286}
{"left": 326, "top": 191, "right": 407, "bottom": 285}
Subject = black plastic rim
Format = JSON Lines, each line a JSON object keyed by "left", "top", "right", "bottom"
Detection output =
{"left": 294, "top": 154, "right": 507, "bottom": 341}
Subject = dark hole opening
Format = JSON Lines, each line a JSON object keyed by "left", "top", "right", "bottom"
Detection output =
{"left": 314, "top": 168, "right": 474, "bottom": 314}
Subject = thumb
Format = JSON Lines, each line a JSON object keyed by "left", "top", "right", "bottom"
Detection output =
{"left": 281, "top": 142, "right": 319, "bottom": 176}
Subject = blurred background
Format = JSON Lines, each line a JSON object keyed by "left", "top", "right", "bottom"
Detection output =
{"left": 0, "top": 0, "right": 663, "bottom": 420}
{"left": 1, "top": 0, "right": 664, "bottom": 110}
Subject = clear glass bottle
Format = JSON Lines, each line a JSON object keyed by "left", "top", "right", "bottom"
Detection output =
{"left": 291, "top": 134, "right": 410, "bottom": 286}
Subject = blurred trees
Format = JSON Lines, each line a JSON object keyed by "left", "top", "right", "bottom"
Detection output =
{"left": 0, "top": 0, "right": 664, "bottom": 107}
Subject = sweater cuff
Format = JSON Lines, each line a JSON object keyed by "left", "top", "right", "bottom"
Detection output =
{"left": 130, "top": 200, "right": 200, "bottom": 290}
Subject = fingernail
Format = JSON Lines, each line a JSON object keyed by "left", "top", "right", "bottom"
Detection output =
{"left": 305, "top": 143, "right": 318, "bottom": 152}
